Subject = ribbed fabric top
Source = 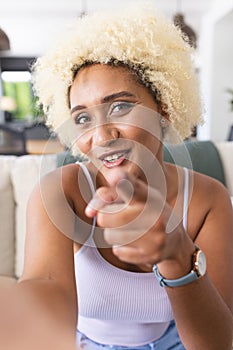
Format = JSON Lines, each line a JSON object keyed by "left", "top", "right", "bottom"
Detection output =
{"left": 74, "top": 164, "right": 189, "bottom": 346}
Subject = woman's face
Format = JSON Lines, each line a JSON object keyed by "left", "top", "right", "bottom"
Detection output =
{"left": 69, "top": 64, "right": 164, "bottom": 183}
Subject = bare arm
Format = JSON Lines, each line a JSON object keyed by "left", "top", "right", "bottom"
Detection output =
{"left": 157, "top": 177, "right": 233, "bottom": 350}
{"left": 19, "top": 181, "right": 77, "bottom": 329}
{"left": 5, "top": 166, "right": 81, "bottom": 343}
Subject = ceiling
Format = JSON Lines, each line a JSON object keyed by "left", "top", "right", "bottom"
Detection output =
{"left": 0, "top": 0, "right": 218, "bottom": 55}
{"left": 0, "top": 0, "right": 216, "bottom": 27}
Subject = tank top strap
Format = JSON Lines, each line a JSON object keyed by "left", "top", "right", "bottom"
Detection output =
{"left": 78, "top": 162, "right": 96, "bottom": 196}
{"left": 77, "top": 162, "right": 97, "bottom": 241}
{"left": 182, "top": 167, "right": 189, "bottom": 231}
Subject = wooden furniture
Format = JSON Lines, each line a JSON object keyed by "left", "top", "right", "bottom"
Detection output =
{"left": 26, "top": 139, "right": 64, "bottom": 155}
{"left": 0, "top": 121, "right": 64, "bottom": 155}
{"left": 0, "top": 122, "right": 27, "bottom": 155}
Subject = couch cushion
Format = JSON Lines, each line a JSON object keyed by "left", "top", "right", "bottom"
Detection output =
{"left": 0, "top": 156, "right": 17, "bottom": 277}
{"left": 11, "top": 154, "right": 57, "bottom": 279}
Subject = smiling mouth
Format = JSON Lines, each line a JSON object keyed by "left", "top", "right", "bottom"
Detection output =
{"left": 99, "top": 149, "right": 131, "bottom": 168}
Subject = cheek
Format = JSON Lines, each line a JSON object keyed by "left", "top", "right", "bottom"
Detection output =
{"left": 120, "top": 125, "right": 144, "bottom": 138}
{"left": 128, "top": 127, "right": 162, "bottom": 159}
{"left": 76, "top": 134, "right": 90, "bottom": 155}
{"left": 122, "top": 126, "right": 159, "bottom": 145}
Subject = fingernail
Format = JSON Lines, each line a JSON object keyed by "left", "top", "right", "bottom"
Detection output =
{"left": 87, "top": 198, "right": 102, "bottom": 211}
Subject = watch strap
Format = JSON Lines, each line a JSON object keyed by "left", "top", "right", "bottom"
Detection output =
{"left": 153, "top": 264, "right": 198, "bottom": 287}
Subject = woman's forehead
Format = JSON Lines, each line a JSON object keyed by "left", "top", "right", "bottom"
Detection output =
{"left": 70, "top": 64, "right": 146, "bottom": 106}
{"left": 69, "top": 63, "right": 160, "bottom": 114}
{"left": 73, "top": 63, "right": 137, "bottom": 85}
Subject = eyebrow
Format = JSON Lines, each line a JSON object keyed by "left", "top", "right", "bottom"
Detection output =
{"left": 70, "top": 91, "right": 136, "bottom": 114}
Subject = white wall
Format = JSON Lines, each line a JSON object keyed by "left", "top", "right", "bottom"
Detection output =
{"left": 0, "top": 0, "right": 213, "bottom": 56}
{"left": 212, "top": 12, "right": 233, "bottom": 140}
{"left": 198, "top": 1, "right": 233, "bottom": 141}
{"left": 0, "top": 13, "right": 77, "bottom": 56}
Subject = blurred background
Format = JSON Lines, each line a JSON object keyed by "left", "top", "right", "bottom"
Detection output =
{"left": 0, "top": 0, "right": 232, "bottom": 155}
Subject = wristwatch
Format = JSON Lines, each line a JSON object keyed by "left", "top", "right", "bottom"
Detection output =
{"left": 153, "top": 245, "right": 207, "bottom": 288}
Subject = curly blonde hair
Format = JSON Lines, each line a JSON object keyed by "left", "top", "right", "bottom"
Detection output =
{"left": 32, "top": 1, "right": 202, "bottom": 149}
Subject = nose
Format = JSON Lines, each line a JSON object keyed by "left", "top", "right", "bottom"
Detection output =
{"left": 92, "top": 124, "right": 119, "bottom": 146}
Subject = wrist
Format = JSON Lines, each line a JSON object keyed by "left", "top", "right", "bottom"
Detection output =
{"left": 153, "top": 244, "right": 207, "bottom": 288}
{"left": 157, "top": 236, "right": 195, "bottom": 280}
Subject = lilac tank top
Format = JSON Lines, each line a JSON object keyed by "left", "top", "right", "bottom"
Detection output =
{"left": 74, "top": 164, "right": 189, "bottom": 346}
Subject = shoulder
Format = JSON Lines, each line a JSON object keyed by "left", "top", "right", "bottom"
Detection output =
{"left": 192, "top": 170, "right": 231, "bottom": 206}
{"left": 188, "top": 169, "right": 233, "bottom": 240}
{"left": 27, "top": 162, "right": 95, "bottom": 247}
{"left": 30, "top": 163, "right": 79, "bottom": 199}
{"left": 29, "top": 162, "right": 94, "bottom": 215}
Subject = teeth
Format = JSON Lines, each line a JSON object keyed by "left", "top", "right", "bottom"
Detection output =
{"left": 104, "top": 152, "right": 124, "bottom": 162}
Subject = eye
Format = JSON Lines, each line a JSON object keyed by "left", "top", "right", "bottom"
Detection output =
{"left": 74, "top": 112, "right": 92, "bottom": 126}
{"left": 109, "top": 101, "right": 135, "bottom": 117}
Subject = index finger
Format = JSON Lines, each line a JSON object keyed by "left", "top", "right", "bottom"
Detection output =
{"left": 85, "top": 189, "right": 118, "bottom": 217}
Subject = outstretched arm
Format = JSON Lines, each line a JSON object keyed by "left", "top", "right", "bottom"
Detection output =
{"left": 0, "top": 166, "right": 80, "bottom": 349}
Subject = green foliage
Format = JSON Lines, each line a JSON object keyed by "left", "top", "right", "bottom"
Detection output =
{"left": 2, "top": 81, "right": 45, "bottom": 121}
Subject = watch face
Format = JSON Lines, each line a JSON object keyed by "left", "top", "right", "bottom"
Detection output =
{"left": 196, "top": 250, "right": 207, "bottom": 276}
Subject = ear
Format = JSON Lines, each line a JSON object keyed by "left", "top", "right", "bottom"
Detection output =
{"left": 157, "top": 103, "right": 170, "bottom": 123}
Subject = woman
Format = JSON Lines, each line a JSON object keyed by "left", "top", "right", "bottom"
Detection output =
{"left": 21, "top": 2, "right": 233, "bottom": 349}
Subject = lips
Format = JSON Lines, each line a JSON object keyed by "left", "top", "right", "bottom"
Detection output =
{"left": 99, "top": 149, "right": 131, "bottom": 168}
